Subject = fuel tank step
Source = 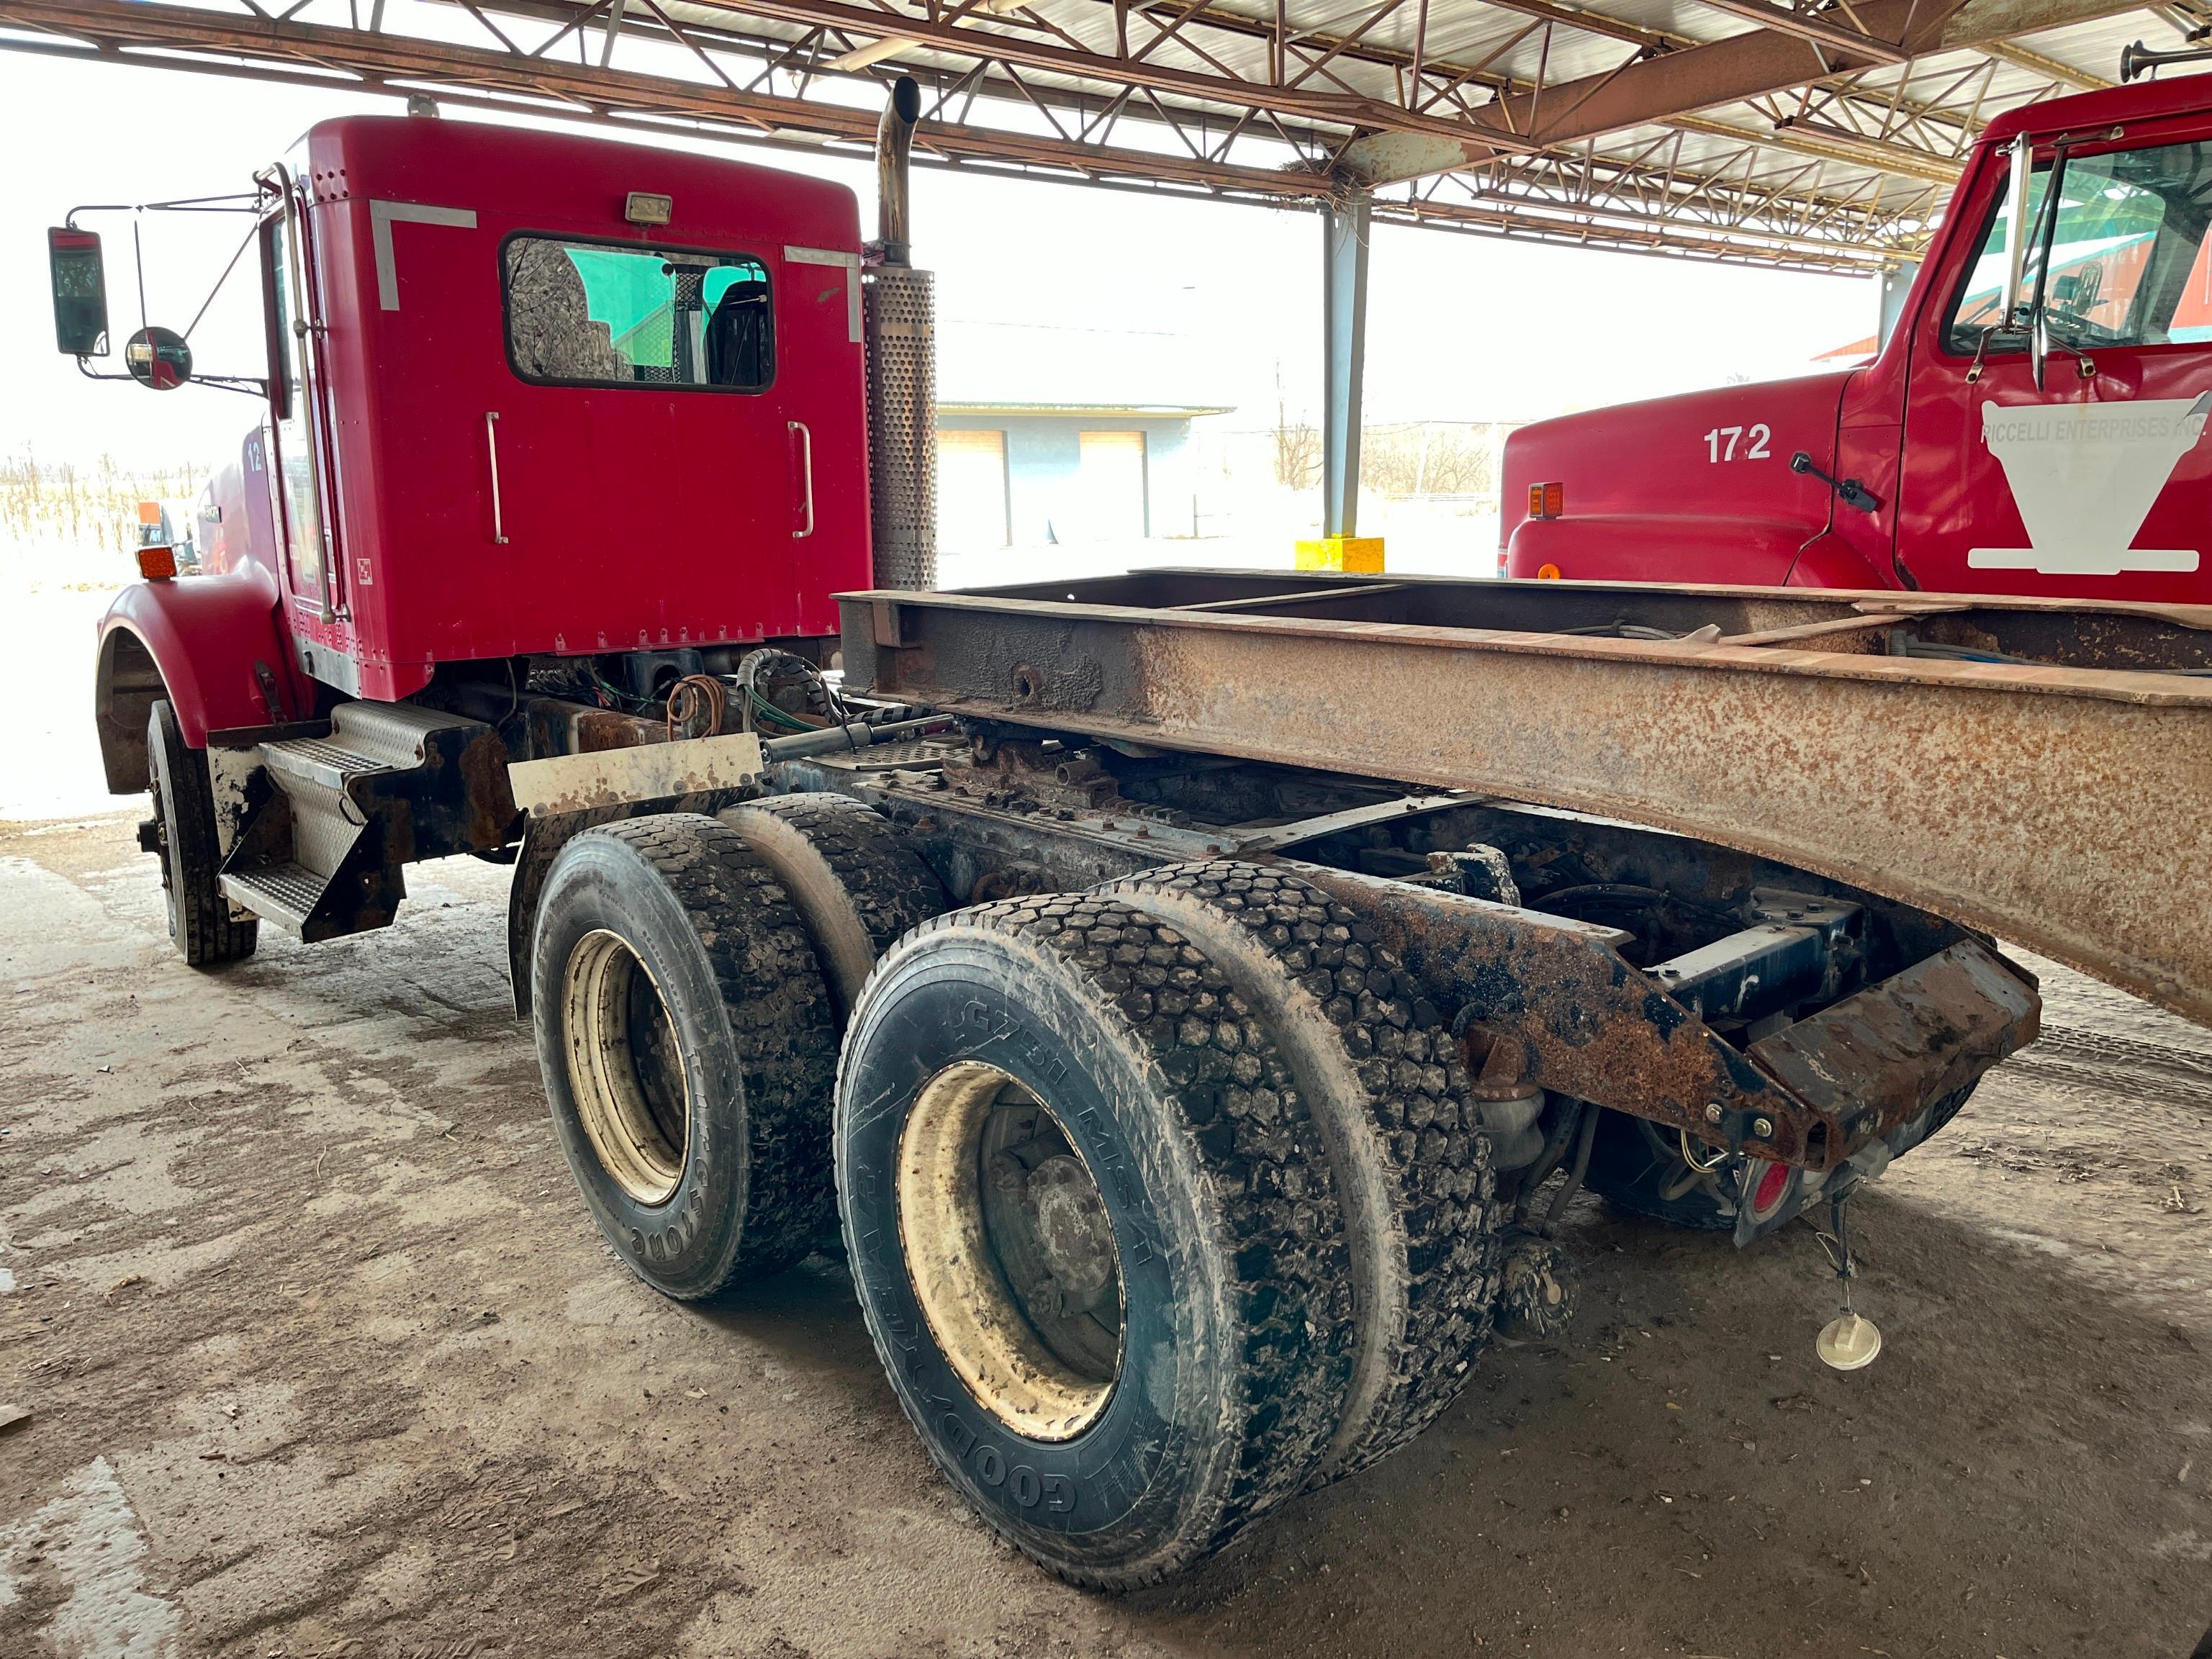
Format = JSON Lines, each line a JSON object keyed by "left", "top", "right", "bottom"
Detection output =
{"left": 218, "top": 700, "right": 518, "bottom": 941}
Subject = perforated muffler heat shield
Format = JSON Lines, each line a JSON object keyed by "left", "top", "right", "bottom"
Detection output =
{"left": 863, "top": 266, "right": 937, "bottom": 592}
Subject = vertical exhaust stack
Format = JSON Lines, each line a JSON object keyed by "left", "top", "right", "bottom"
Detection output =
{"left": 864, "top": 76, "right": 937, "bottom": 592}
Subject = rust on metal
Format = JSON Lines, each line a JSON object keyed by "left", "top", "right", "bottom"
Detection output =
{"left": 1286, "top": 862, "right": 2040, "bottom": 1170}
{"left": 840, "top": 574, "right": 2212, "bottom": 1029}
{"left": 507, "top": 732, "right": 766, "bottom": 818}
{"left": 459, "top": 727, "right": 522, "bottom": 850}
{"left": 1748, "top": 941, "right": 2041, "bottom": 1146}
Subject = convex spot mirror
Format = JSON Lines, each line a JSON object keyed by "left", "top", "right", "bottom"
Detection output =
{"left": 125, "top": 326, "right": 193, "bottom": 391}
{"left": 48, "top": 226, "right": 109, "bottom": 356}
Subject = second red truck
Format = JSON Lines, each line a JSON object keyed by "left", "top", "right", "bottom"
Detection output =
{"left": 1504, "top": 72, "right": 2212, "bottom": 603}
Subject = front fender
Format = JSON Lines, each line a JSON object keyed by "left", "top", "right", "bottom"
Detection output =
{"left": 1785, "top": 530, "right": 1892, "bottom": 589}
{"left": 94, "top": 563, "right": 308, "bottom": 794}
{"left": 1507, "top": 514, "right": 1817, "bottom": 587}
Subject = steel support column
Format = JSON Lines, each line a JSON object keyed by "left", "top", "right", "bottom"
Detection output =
{"left": 1321, "top": 192, "right": 1373, "bottom": 539}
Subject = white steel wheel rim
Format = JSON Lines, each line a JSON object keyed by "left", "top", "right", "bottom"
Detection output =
{"left": 897, "top": 1061, "right": 1124, "bottom": 1442}
{"left": 562, "top": 928, "right": 691, "bottom": 1206}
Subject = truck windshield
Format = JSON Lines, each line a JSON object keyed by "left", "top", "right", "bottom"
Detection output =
{"left": 502, "top": 235, "right": 773, "bottom": 391}
{"left": 1946, "top": 136, "right": 2212, "bottom": 353}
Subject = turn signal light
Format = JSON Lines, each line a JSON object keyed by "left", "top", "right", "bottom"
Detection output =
{"left": 137, "top": 544, "right": 177, "bottom": 580}
{"left": 1527, "top": 481, "right": 1563, "bottom": 520}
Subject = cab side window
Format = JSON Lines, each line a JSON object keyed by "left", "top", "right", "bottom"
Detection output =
{"left": 1946, "top": 137, "right": 2212, "bottom": 354}
{"left": 502, "top": 235, "right": 773, "bottom": 391}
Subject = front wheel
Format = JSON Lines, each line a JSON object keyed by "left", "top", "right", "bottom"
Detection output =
{"left": 146, "top": 699, "right": 256, "bottom": 967}
{"left": 837, "top": 895, "right": 1359, "bottom": 1588}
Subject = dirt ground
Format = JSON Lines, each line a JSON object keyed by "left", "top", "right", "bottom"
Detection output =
{"left": 1, "top": 811, "right": 2209, "bottom": 1659}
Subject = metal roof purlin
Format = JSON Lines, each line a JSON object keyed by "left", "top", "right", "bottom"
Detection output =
{"left": 0, "top": 0, "right": 2168, "bottom": 268}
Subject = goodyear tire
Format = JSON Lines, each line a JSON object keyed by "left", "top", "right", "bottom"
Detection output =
{"left": 531, "top": 814, "right": 839, "bottom": 1297}
{"left": 147, "top": 700, "right": 256, "bottom": 967}
{"left": 836, "top": 894, "right": 1357, "bottom": 1587}
{"left": 1103, "top": 862, "right": 1501, "bottom": 1481}
{"left": 717, "top": 793, "right": 949, "bottom": 1019}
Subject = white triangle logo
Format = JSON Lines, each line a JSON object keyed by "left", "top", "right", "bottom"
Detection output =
{"left": 1970, "top": 391, "right": 2209, "bottom": 575}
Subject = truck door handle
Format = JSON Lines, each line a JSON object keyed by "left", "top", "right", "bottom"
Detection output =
{"left": 485, "top": 412, "right": 510, "bottom": 545}
{"left": 789, "top": 420, "right": 815, "bottom": 539}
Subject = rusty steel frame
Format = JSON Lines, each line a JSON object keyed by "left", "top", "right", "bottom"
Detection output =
{"left": 0, "top": 0, "right": 2155, "bottom": 270}
{"left": 839, "top": 572, "right": 2212, "bottom": 1030}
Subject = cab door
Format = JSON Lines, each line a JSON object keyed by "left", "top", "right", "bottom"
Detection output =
{"left": 1896, "top": 129, "right": 2212, "bottom": 603}
{"left": 771, "top": 242, "right": 872, "bottom": 630}
{"left": 263, "top": 176, "right": 348, "bottom": 628}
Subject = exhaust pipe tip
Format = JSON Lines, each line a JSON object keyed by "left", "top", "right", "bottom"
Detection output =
{"left": 876, "top": 76, "right": 921, "bottom": 266}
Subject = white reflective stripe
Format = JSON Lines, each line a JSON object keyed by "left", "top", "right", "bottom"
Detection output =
{"left": 370, "top": 200, "right": 478, "bottom": 310}
{"left": 783, "top": 245, "right": 862, "bottom": 343}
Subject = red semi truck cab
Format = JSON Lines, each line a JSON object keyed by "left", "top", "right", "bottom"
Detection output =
{"left": 66, "top": 107, "right": 911, "bottom": 962}
{"left": 1502, "top": 74, "right": 2212, "bottom": 602}
{"left": 96, "top": 113, "right": 869, "bottom": 759}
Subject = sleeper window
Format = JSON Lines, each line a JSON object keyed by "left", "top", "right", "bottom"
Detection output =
{"left": 503, "top": 236, "right": 774, "bottom": 390}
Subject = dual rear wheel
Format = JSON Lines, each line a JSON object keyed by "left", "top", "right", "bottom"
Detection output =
{"left": 530, "top": 806, "right": 1502, "bottom": 1586}
{"left": 531, "top": 797, "right": 946, "bottom": 1295}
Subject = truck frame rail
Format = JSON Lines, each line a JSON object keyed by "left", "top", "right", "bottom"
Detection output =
{"left": 839, "top": 570, "right": 2212, "bottom": 1029}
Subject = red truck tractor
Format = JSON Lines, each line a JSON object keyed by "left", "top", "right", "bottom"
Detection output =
{"left": 50, "top": 83, "right": 2212, "bottom": 1587}
{"left": 1503, "top": 71, "right": 2212, "bottom": 602}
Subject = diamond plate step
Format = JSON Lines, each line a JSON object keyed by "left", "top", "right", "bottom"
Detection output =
{"left": 219, "top": 862, "right": 328, "bottom": 934}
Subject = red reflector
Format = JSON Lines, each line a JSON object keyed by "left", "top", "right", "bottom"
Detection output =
{"left": 1749, "top": 1160, "right": 1792, "bottom": 1219}
{"left": 137, "top": 544, "right": 177, "bottom": 581}
{"left": 1527, "top": 481, "right": 1563, "bottom": 520}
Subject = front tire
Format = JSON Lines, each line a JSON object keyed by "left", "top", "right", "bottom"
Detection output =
{"left": 836, "top": 895, "right": 1358, "bottom": 1587}
{"left": 146, "top": 699, "right": 256, "bottom": 967}
{"left": 531, "top": 815, "right": 840, "bottom": 1297}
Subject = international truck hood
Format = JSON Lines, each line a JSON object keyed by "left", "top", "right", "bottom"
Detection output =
{"left": 1501, "top": 371, "right": 1856, "bottom": 586}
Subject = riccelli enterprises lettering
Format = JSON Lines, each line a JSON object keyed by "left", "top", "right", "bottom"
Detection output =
{"left": 1982, "top": 407, "right": 2185, "bottom": 445}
